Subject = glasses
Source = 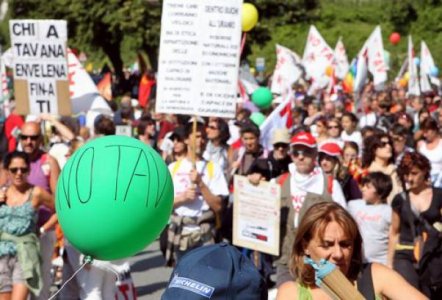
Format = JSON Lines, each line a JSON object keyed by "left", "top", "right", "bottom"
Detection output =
{"left": 328, "top": 125, "right": 340, "bottom": 130}
{"left": 207, "top": 125, "right": 218, "bottom": 130}
{"left": 379, "top": 141, "right": 391, "bottom": 148}
{"left": 9, "top": 167, "right": 29, "bottom": 174}
{"left": 391, "top": 136, "right": 404, "bottom": 143}
{"left": 274, "top": 143, "right": 288, "bottom": 149}
{"left": 319, "top": 153, "right": 337, "bottom": 162}
{"left": 292, "top": 149, "right": 314, "bottom": 158}
{"left": 19, "top": 134, "right": 40, "bottom": 141}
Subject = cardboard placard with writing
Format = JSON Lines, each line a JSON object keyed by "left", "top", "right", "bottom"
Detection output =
{"left": 233, "top": 175, "right": 281, "bottom": 256}
{"left": 9, "top": 20, "right": 70, "bottom": 116}
{"left": 156, "top": 0, "right": 242, "bottom": 118}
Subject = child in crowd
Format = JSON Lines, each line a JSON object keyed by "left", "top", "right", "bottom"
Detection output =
{"left": 347, "top": 172, "right": 392, "bottom": 265}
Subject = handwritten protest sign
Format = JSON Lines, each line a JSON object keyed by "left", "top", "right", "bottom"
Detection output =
{"left": 233, "top": 175, "right": 281, "bottom": 256}
{"left": 10, "top": 20, "right": 70, "bottom": 115}
{"left": 156, "top": 0, "right": 242, "bottom": 118}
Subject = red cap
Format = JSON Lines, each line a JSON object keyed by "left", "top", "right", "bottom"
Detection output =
{"left": 319, "top": 142, "right": 342, "bottom": 157}
{"left": 290, "top": 132, "right": 317, "bottom": 148}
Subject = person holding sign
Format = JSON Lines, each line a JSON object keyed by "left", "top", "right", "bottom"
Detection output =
{"left": 165, "top": 122, "right": 229, "bottom": 266}
{"left": 0, "top": 151, "right": 54, "bottom": 300}
{"left": 276, "top": 202, "right": 426, "bottom": 300}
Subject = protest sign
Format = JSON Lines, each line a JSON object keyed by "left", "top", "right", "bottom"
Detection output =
{"left": 156, "top": 0, "right": 242, "bottom": 118}
{"left": 9, "top": 19, "right": 69, "bottom": 115}
{"left": 233, "top": 175, "right": 280, "bottom": 256}
{"left": 116, "top": 125, "right": 132, "bottom": 137}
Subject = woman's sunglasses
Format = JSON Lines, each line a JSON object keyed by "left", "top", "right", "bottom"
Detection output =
{"left": 9, "top": 167, "right": 29, "bottom": 174}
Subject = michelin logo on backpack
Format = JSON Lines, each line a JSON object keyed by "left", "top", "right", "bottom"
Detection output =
{"left": 168, "top": 274, "right": 215, "bottom": 298}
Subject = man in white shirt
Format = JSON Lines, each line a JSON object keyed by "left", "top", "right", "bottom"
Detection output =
{"left": 276, "top": 131, "right": 346, "bottom": 287}
{"left": 165, "top": 122, "right": 229, "bottom": 265}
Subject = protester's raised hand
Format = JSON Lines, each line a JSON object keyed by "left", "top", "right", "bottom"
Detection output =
{"left": 189, "top": 169, "right": 202, "bottom": 186}
{"left": 247, "top": 173, "right": 263, "bottom": 185}
{"left": 184, "top": 187, "right": 197, "bottom": 201}
{"left": 38, "top": 113, "right": 57, "bottom": 123}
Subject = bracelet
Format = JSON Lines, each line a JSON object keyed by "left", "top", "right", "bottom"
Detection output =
{"left": 39, "top": 227, "right": 46, "bottom": 234}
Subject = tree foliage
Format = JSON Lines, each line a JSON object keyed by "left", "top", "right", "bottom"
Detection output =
{"left": 2, "top": 0, "right": 442, "bottom": 82}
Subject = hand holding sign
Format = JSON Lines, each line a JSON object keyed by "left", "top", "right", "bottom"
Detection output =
{"left": 56, "top": 136, "right": 174, "bottom": 260}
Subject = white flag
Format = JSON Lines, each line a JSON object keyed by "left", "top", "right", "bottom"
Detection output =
{"left": 271, "top": 44, "right": 302, "bottom": 94}
{"left": 361, "top": 26, "right": 388, "bottom": 88}
{"left": 259, "top": 94, "right": 293, "bottom": 150}
{"left": 408, "top": 36, "right": 421, "bottom": 96}
{"left": 420, "top": 41, "right": 440, "bottom": 92}
{"left": 353, "top": 53, "right": 368, "bottom": 94}
{"left": 334, "top": 37, "right": 349, "bottom": 80}
{"left": 302, "top": 25, "right": 334, "bottom": 84}
{"left": 396, "top": 58, "right": 408, "bottom": 82}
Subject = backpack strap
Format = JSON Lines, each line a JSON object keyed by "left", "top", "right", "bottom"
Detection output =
{"left": 321, "top": 171, "right": 332, "bottom": 198}
{"left": 356, "top": 263, "right": 375, "bottom": 300}
{"left": 171, "top": 159, "right": 183, "bottom": 177}
{"left": 278, "top": 172, "right": 290, "bottom": 186}
{"left": 327, "top": 174, "right": 334, "bottom": 195}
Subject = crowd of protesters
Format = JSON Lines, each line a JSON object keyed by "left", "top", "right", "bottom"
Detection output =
{"left": 0, "top": 67, "right": 441, "bottom": 299}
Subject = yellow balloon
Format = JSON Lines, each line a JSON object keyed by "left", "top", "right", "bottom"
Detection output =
{"left": 242, "top": 3, "right": 259, "bottom": 32}
{"left": 404, "top": 72, "right": 410, "bottom": 81}
{"left": 86, "top": 63, "right": 93, "bottom": 73}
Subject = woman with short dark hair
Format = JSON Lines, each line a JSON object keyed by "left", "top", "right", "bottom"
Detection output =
{"left": 389, "top": 151, "right": 442, "bottom": 299}
{"left": 362, "top": 133, "right": 402, "bottom": 204}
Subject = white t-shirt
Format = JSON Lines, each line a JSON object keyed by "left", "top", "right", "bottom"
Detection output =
{"left": 348, "top": 199, "right": 392, "bottom": 265}
{"left": 341, "top": 130, "right": 363, "bottom": 151}
{"left": 169, "top": 158, "right": 229, "bottom": 218}
{"left": 289, "top": 164, "right": 347, "bottom": 226}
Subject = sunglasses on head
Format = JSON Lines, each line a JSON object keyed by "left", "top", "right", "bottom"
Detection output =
{"left": 19, "top": 134, "right": 40, "bottom": 141}
{"left": 9, "top": 167, "right": 29, "bottom": 174}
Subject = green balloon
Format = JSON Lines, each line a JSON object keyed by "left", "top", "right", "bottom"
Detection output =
{"left": 250, "top": 112, "right": 266, "bottom": 126}
{"left": 56, "top": 135, "right": 174, "bottom": 260}
{"left": 251, "top": 87, "right": 273, "bottom": 109}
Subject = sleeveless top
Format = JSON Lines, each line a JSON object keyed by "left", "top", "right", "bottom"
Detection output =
{"left": 419, "top": 139, "right": 442, "bottom": 180}
{"left": 0, "top": 188, "right": 37, "bottom": 256}
{"left": 27, "top": 152, "right": 53, "bottom": 227}
{"left": 297, "top": 264, "right": 382, "bottom": 300}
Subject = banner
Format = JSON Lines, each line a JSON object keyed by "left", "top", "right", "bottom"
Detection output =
{"left": 302, "top": 25, "right": 334, "bottom": 84}
{"left": 9, "top": 20, "right": 70, "bottom": 115}
{"left": 360, "top": 26, "right": 387, "bottom": 88}
{"left": 408, "top": 36, "right": 421, "bottom": 96}
{"left": 259, "top": 95, "right": 292, "bottom": 150}
{"left": 420, "top": 41, "right": 440, "bottom": 93}
{"left": 334, "top": 37, "right": 349, "bottom": 80}
{"left": 233, "top": 175, "right": 281, "bottom": 256}
{"left": 156, "top": 0, "right": 242, "bottom": 118}
{"left": 271, "top": 44, "right": 302, "bottom": 94}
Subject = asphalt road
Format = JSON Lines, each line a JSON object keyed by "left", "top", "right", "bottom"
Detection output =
{"left": 127, "top": 241, "right": 278, "bottom": 300}
{"left": 128, "top": 240, "right": 172, "bottom": 300}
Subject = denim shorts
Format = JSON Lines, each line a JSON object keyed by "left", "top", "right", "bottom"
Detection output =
{"left": 0, "top": 255, "right": 25, "bottom": 293}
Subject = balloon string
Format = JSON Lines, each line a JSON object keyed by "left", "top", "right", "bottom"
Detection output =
{"left": 48, "top": 260, "right": 88, "bottom": 300}
{"left": 240, "top": 32, "right": 247, "bottom": 56}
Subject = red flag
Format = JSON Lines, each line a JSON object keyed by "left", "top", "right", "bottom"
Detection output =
{"left": 138, "top": 74, "right": 155, "bottom": 108}
{"left": 97, "top": 73, "right": 112, "bottom": 100}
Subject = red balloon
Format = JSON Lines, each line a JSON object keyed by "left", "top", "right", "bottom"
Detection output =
{"left": 390, "top": 32, "right": 401, "bottom": 45}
